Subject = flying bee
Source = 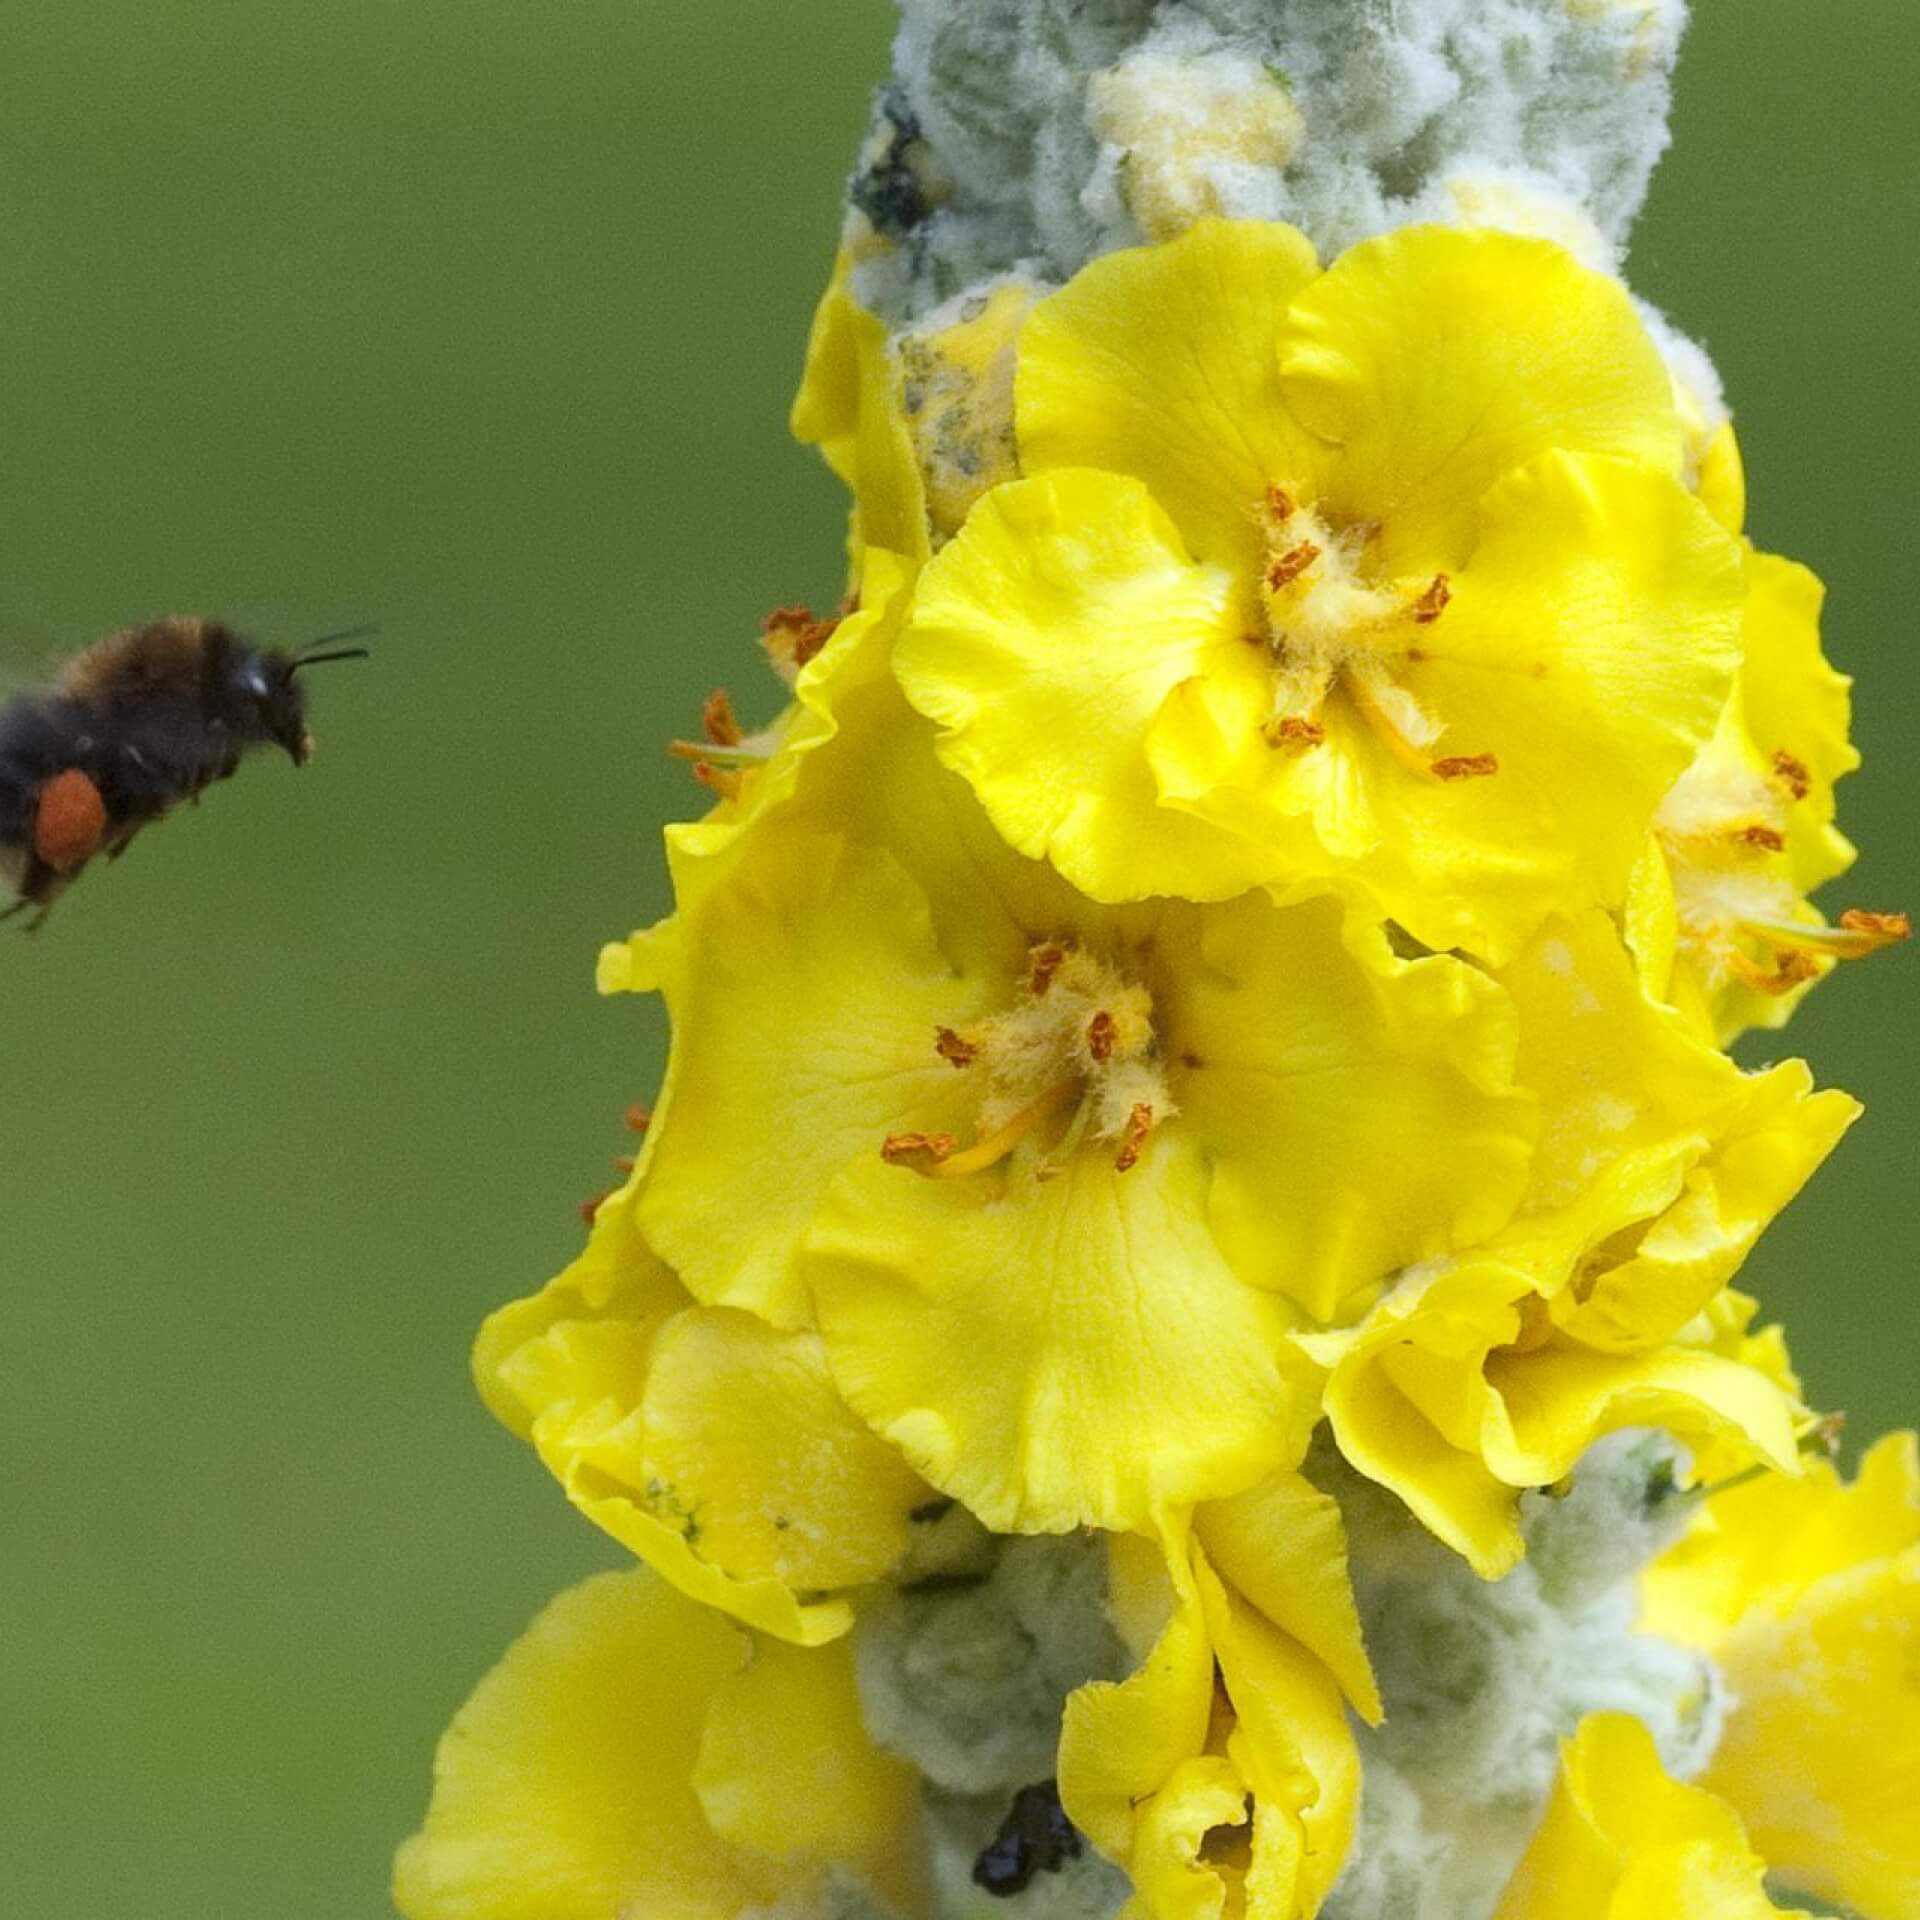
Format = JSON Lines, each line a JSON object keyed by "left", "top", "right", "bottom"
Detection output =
{"left": 0, "top": 615, "right": 370, "bottom": 928}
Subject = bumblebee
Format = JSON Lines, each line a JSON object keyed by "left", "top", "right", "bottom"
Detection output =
{"left": 0, "top": 616, "right": 368, "bottom": 927}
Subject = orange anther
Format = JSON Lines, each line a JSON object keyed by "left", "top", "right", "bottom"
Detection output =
{"left": 1732, "top": 949, "right": 1822, "bottom": 996}
{"left": 579, "top": 1190, "right": 611, "bottom": 1225}
{"left": 1113, "top": 1103, "right": 1154, "bottom": 1173}
{"left": 1029, "top": 943, "right": 1066, "bottom": 996}
{"left": 702, "top": 689, "right": 743, "bottom": 746}
{"left": 1411, "top": 574, "right": 1451, "bottom": 624}
{"left": 1265, "top": 541, "right": 1321, "bottom": 591}
{"left": 1839, "top": 908, "right": 1912, "bottom": 944}
{"left": 612, "top": 1154, "right": 636, "bottom": 1173}
{"left": 1772, "top": 749, "right": 1812, "bottom": 800}
{"left": 1087, "top": 1010, "right": 1117, "bottom": 1063}
{"left": 625, "top": 1103, "right": 652, "bottom": 1133}
{"left": 934, "top": 1027, "right": 979, "bottom": 1068}
{"left": 1738, "top": 824, "right": 1788, "bottom": 853}
{"left": 1265, "top": 484, "right": 1296, "bottom": 521}
{"left": 690, "top": 759, "right": 742, "bottom": 798}
{"left": 1431, "top": 753, "right": 1499, "bottom": 781}
{"left": 881, "top": 1131, "right": 958, "bottom": 1167}
{"left": 1263, "top": 714, "right": 1325, "bottom": 749}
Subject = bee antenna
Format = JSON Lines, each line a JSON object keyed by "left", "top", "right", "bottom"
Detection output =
{"left": 290, "top": 646, "right": 372, "bottom": 670}
{"left": 296, "top": 621, "right": 380, "bottom": 659}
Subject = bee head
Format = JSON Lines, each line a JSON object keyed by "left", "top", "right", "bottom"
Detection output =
{"left": 226, "top": 627, "right": 372, "bottom": 763}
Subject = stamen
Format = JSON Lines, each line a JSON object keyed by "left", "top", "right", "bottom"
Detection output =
{"left": 689, "top": 759, "right": 741, "bottom": 798}
{"left": 1265, "top": 541, "right": 1320, "bottom": 591}
{"left": 934, "top": 1027, "right": 979, "bottom": 1068}
{"left": 1029, "top": 943, "right": 1066, "bottom": 996}
{"left": 881, "top": 1130, "right": 959, "bottom": 1167}
{"left": 1264, "top": 484, "right": 1295, "bottom": 521}
{"left": 625, "top": 1102, "right": 652, "bottom": 1134}
{"left": 666, "top": 738, "right": 767, "bottom": 768}
{"left": 702, "top": 689, "right": 743, "bottom": 746}
{"left": 1113, "top": 1103, "right": 1155, "bottom": 1172}
{"left": 1743, "top": 910, "right": 1911, "bottom": 960}
{"left": 1342, "top": 658, "right": 1445, "bottom": 779}
{"left": 1772, "top": 750, "right": 1812, "bottom": 800}
{"left": 1736, "top": 824, "right": 1787, "bottom": 853}
{"left": 1728, "top": 948, "right": 1822, "bottom": 996}
{"left": 1262, "top": 714, "right": 1325, "bottom": 750}
{"left": 890, "top": 1082, "right": 1080, "bottom": 1180}
{"left": 1087, "top": 1010, "right": 1117, "bottom": 1063}
{"left": 1410, "top": 573, "right": 1451, "bottom": 624}
{"left": 1431, "top": 753, "right": 1500, "bottom": 782}
{"left": 760, "top": 603, "right": 841, "bottom": 676}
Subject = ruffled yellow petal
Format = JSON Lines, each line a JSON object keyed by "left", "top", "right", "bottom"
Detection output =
{"left": 1195, "top": 1548, "right": 1361, "bottom": 1920}
{"left": 1062, "top": 1518, "right": 1365, "bottom": 1920}
{"left": 1695, "top": 419, "right": 1746, "bottom": 534}
{"left": 1016, "top": 217, "right": 1323, "bottom": 578}
{"left": 693, "top": 1633, "right": 922, "bottom": 1908}
{"left": 1061, "top": 1520, "right": 1216, "bottom": 1869}
{"left": 481, "top": 1210, "right": 927, "bottom": 1643}
{"left": 636, "top": 833, "right": 986, "bottom": 1331}
{"left": 1499, "top": 911, "right": 1856, "bottom": 1323}
{"left": 1166, "top": 896, "right": 1534, "bottom": 1323}
{"left": 1492, "top": 1714, "right": 1800, "bottom": 1920}
{"left": 1193, "top": 1469, "right": 1382, "bottom": 1725}
{"left": 895, "top": 467, "right": 1259, "bottom": 903}
{"left": 791, "top": 250, "right": 929, "bottom": 566}
{"left": 1147, "top": 451, "right": 1743, "bottom": 958}
{"left": 808, "top": 1130, "right": 1313, "bottom": 1534}
{"left": 1644, "top": 1437, "right": 1920, "bottom": 1918}
{"left": 394, "top": 1572, "right": 787, "bottom": 1920}
{"left": 1277, "top": 227, "right": 1682, "bottom": 577}
{"left": 1307, "top": 1257, "right": 1803, "bottom": 1579}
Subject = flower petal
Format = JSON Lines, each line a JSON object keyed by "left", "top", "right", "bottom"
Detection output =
{"left": 1016, "top": 218, "right": 1322, "bottom": 577}
{"left": 895, "top": 467, "right": 1258, "bottom": 903}
{"left": 1492, "top": 1714, "right": 1794, "bottom": 1920}
{"left": 393, "top": 1572, "right": 783, "bottom": 1920}
{"left": 808, "top": 1131, "right": 1313, "bottom": 1534}
{"left": 1166, "top": 896, "right": 1534, "bottom": 1322}
{"left": 1278, "top": 227, "right": 1682, "bottom": 577}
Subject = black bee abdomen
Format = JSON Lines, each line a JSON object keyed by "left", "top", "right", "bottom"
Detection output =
{"left": 972, "top": 1781, "right": 1084, "bottom": 1897}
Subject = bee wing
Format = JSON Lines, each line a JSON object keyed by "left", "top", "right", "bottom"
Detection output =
{"left": 0, "top": 611, "right": 74, "bottom": 697}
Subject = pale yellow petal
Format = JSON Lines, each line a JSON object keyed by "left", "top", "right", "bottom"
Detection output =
{"left": 394, "top": 1572, "right": 785, "bottom": 1920}
{"left": 1492, "top": 1714, "right": 1796, "bottom": 1920}
{"left": 1166, "top": 895, "right": 1533, "bottom": 1322}
{"left": 895, "top": 467, "right": 1257, "bottom": 903}
{"left": 1278, "top": 227, "right": 1682, "bottom": 577}
{"left": 808, "top": 1131, "right": 1313, "bottom": 1535}
{"left": 1016, "top": 218, "right": 1323, "bottom": 577}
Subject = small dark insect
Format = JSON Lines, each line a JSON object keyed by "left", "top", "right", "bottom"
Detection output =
{"left": 972, "top": 1780, "right": 1084, "bottom": 1898}
{"left": 0, "top": 616, "right": 370, "bottom": 929}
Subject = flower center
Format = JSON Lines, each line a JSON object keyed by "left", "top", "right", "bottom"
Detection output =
{"left": 1255, "top": 485, "right": 1496, "bottom": 782}
{"left": 1655, "top": 755, "right": 1909, "bottom": 994}
{"left": 882, "top": 941, "right": 1175, "bottom": 1178}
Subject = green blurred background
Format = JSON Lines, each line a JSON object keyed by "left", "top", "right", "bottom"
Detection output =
{"left": 0, "top": 2, "right": 1911, "bottom": 1912}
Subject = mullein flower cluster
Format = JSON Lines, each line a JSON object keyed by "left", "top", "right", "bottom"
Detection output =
{"left": 397, "top": 4, "right": 1917, "bottom": 1917}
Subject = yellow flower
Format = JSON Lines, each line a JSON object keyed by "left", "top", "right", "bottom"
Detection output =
{"left": 476, "top": 1174, "right": 929, "bottom": 1646}
{"left": 1493, "top": 1714, "right": 1802, "bottom": 1919}
{"left": 1060, "top": 1476, "right": 1379, "bottom": 1920}
{"left": 1641, "top": 1434, "right": 1920, "bottom": 1918}
{"left": 792, "top": 249, "right": 930, "bottom": 568}
{"left": 894, "top": 218, "right": 1744, "bottom": 958}
{"left": 1630, "top": 546, "right": 1907, "bottom": 1044}
{"left": 1304, "top": 911, "right": 1852, "bottom": 1574}
{"left": 394, "top": 1569, "right": 921, "bottom": 1920}
{"left": 606, "top": 637, "right": 1534, "bottom": 1532}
